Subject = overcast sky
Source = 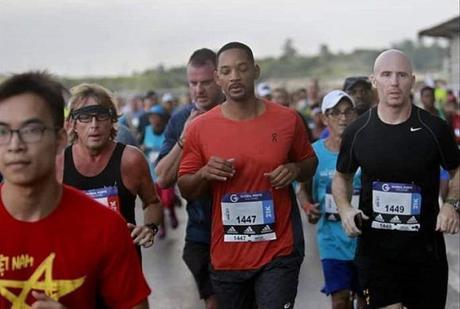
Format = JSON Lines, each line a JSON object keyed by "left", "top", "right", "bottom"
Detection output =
{"left": 0, "top": 0, "right": 458, "bottom": 77}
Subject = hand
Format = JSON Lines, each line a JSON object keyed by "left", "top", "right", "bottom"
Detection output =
{"left": 338, "top": 206, "right": 368, "bottom": 237}
{"left": 264, "top": 163, "right": 299, "bottom": 189}
{"left": 436, "top": 203, "right": 460, "bottom": 234}
{"left": 199, "top": 157, "right": 235, "bottom": 182}
{"left": 302, "top": 202, "right": 321, "bottom": 224}
{"left": 31, "top": 291, "right": 67, "bottom": 309}
{"left": 127, "top": 223, "right": 155, "bottom": 248}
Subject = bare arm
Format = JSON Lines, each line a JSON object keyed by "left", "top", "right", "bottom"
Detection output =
{"left": 436, "top": 166, "right": 460, "bottom": 234}
{"left": 178, "top": 156, "right": 235, "bottom": 200}
{"left": 177, "top": 172, "right": 210, "bottom": 200}
{"left": 155, "top": 142, "right": 183, "bottom": 188}
{"left": 298, "top": 179, "right": 321, "bottom": 224}
{"left": 446, "top": 167, "right": 460, "bottom": 201}
{"left": 264, "top": 156, "right": 318, "bottom": 190}
{"left": 297, "top": 179, "right": 313, "bottom": 207}
{"left": 332, "top": 171, "right": 366, "bottom": 236}
{"left": 156, "top": 110, "right": 201, "bottom": 188}
{"left": 122, "top": 146, "right": 163, "bottom": 246}
{"left": 296, "top": 156, "right": 318, "bottom": 182}
{"left": 332, "top": 171, "right": 354, "bottom": 210}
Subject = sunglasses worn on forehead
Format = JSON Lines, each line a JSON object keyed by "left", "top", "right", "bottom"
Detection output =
{"left": 71, "top": 105, "right": 116, "bottom": 123}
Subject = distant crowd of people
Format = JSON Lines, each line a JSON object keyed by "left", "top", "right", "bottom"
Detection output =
{"left": 112, "top": 72, "right": 460, "bottom": 150}
{"left": 0, "top": 42, "right": 459, "bottom": 309}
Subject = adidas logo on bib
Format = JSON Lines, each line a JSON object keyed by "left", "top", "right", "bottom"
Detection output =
{"left": 227, "top": 227, "right": 238, "bottom": 234}
{"left": 261, "top": 225, "right": 273, "bottom": 233}
{"left": 244, "top": 227, "right": 255, "bottom": 234}
{"left": 407, "top": 216, "right": 418, "bottom": 224}
{"left": 375, "top": 214, "right": 384, "bottom": 222}
{"left": 390, "top": 216, "right": 401, "bottom": 223}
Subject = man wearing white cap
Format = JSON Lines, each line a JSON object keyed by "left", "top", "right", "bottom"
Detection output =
{"left": 256, "top": 82, "right": 272, "bottom": 100}
{"left": 302, "top": 90, "right": 364, "bottom": 308}
{"left": 161, "top": 92, "right": 177, "bottom": 114}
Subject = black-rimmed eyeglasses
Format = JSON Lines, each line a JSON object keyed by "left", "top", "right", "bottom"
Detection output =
{"left": 0, "top": 124, "right": 58, "bottom": 145}
{"left": 73, "top": 113, "right": 112, "bottom": 123}
{"left": 326, "top": 108, "right": 356, "bottom": 118}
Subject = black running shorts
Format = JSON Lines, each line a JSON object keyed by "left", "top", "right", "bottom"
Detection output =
{"left": 356, "top": 255, "right": 448, "bottom": 309}
{"left": 210, "top": 253, "right": 303, "bottom": 309}
{"left": 182, "top": 240, "right": 214, "bottom": 300}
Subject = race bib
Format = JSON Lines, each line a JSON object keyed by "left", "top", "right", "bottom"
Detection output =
{"left": 324, "top": 187, "right": 360, "bottom": 221}
{"left": 371, "top": 182, "right": 421, "bottom": 232}
{"left": 85, "top": 186, "right": 121, "bottom": 215}
{"left": 221, "top": 192, "right": 276, "bottom": 242}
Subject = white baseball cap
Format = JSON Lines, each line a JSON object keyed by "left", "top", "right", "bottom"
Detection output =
{"left": 321, "top": 90, "right": 354, "bottom": 114}
{"left": 162, "top": 93, "right": 175, "bottom": 103}
{"left": 256, "top": 82, "right": 271, "bottom": 97}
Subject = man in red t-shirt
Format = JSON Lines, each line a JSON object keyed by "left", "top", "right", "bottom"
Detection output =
{"left": 0, "top": 72, "right": 150, "bottom": 308}
{"left": 178, "top": 42, "right": 318, "bottom": 309}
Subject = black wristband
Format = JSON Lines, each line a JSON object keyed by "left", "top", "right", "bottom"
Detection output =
{"left": 177, "top": 138, "right": 184, "bottom": 149}
{"left": 144, "top": 223, "right": 159, "bottom": 235}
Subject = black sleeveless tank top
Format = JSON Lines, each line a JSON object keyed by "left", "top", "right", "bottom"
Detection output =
{"left": 63, "top": 142, "right": 137, "bottom": 225}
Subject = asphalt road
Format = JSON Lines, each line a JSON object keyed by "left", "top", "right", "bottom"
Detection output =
{"left": 139, "top": 202, "right": 460, "bottom": 309}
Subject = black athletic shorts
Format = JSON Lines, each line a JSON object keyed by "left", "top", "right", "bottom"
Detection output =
{"left": 356, "top": 255, "right": 448, "bottom": 309}
{"left": 182, "top": 240, "right": 214, "bottom": 300}
{"left": 210, "top": 253, "right": 304, "bottom": 309}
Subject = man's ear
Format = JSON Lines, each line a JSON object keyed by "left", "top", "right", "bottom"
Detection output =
{"left": 369, "top": 74, "right": 376, "bottom": 88}
{"left": 55, "top": 128, "right": 68, "bottom": 155}
{"left": 64, "top": 118, "right": 74, "bottom": 135}
{"left": 214, "top": 70, "right": 221, "bottom": 87}
{"left": 321, "top": 113, "right": 329, "bottom": 127}
{"left": 254, "top": 64, "right": 260, "bottom": 80}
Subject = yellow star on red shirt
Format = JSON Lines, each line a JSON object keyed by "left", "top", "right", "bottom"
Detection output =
{"left": 0, "top": 253, "right": 85, "bottom": 308}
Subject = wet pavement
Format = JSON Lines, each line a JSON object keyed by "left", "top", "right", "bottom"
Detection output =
{"left": 138, "top": 202, "right": 460, "bottom": 308}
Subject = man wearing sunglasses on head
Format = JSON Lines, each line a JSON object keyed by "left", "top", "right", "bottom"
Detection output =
{"left": 56, "top": 83, "right": 163, "bottom": 258}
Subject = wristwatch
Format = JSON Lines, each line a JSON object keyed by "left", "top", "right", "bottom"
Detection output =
{"left": 445, "top": 198, "right": 460, "bottom": 212}
{"left": 144, "top": 223, "right": 159, "bottom": 235}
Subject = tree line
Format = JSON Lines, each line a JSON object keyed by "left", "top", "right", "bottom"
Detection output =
{"left": 1, "top": 38, "right": 448, "bottom": 93}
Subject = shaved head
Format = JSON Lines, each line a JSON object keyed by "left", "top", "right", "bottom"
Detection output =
{"left": 371, "top": 49, "right": 415, "bottom": 109}
{"left": 373, "top": 49, "right": 413, "bottom": 74}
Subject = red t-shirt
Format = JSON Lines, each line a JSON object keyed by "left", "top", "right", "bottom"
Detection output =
{"left": 179, "top": 101, "right": 315, "bottom": 270}
{"left": 0, "top": 185, "right": 150, "bottom": 308}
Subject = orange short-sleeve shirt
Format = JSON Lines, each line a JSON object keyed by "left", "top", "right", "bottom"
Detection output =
{"left": 180, "top": 101, "right": 315, "bottom": 270}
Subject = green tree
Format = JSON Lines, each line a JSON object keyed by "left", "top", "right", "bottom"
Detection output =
{"left": 280, "top": 38, "right": 298, "bottom": 60}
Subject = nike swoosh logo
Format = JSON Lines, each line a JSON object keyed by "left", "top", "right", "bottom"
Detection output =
{"left": 410, "top": 127, "right": 422, "bottom": 132}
